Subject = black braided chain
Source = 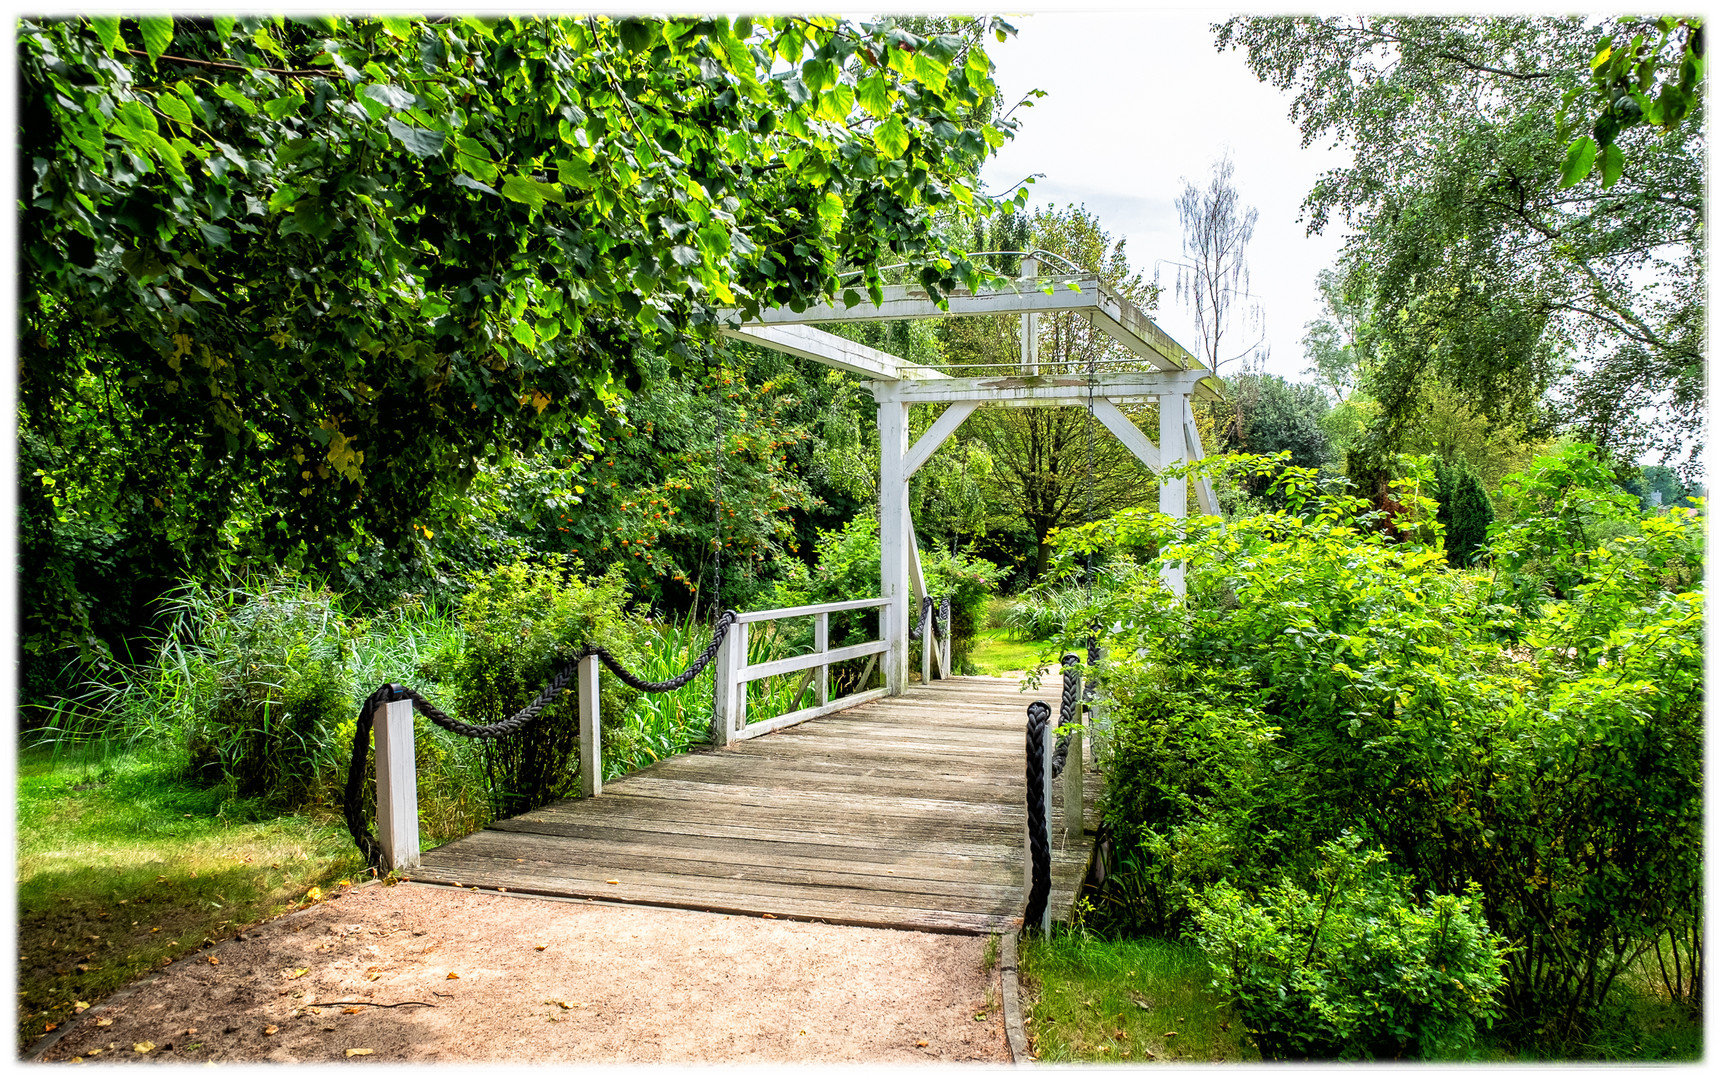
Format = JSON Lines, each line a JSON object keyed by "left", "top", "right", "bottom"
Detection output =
{"left": 1050, "top": 653, "right": 1081, "bottom": 778}
{"left": 343, "top": 610, "right": 738, "bottom": 868}
{"left": 1024, "top": 699, "right": 1053, "bottom": 932}
{"left": 907, "top": 595, "right": 944, "bottom": 642}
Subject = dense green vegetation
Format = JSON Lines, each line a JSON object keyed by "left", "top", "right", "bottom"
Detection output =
{"left": 15, "top": 12, "right": 1704, "bottom": 1066}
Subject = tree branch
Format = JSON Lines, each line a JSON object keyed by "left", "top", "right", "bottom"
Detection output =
{"left": 122, "top": 48, "right": 333, "bottom": 79}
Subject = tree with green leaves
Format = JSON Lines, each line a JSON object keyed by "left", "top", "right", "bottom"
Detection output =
{"left": 1216, "top": 16, "right": 1704, "bottom": 472}
{"left": 18, "top": 14, "right": 1021, "bottom": 665}
{"left": 1557, "top": 16, "right": 1705, "bottom": 189}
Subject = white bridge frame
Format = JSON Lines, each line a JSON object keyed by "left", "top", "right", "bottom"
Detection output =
{"left": 724, "top": 262, "right": 1220, "bottom": 699}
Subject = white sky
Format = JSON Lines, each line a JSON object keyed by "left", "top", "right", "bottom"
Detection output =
{"left": 977, "top": 8, "right": 1351, "bottom": 383}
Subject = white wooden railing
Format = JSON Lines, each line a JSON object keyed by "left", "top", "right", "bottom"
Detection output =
{"left": 712, "top": 597, "right": 892, "bottom": 744}
{"left": 369, "top": 595, "right": 944, "bottom": 870}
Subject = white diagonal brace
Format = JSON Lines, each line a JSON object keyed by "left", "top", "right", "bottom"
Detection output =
{"left": 1089, "top": 397, "right": 1161, "bottom": 473}
{"left": 1184, "top": 402, "right": 1219, "bottom": 516}
{"left": 905, "top": 400, "right": 979, "bottom": 478}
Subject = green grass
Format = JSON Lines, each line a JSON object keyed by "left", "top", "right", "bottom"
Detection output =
{"left": 14, "top": 742, "right": 367, "bottom": 1054}
{"left": 1019, "top": 929, "right": 1259, "bottom": 1063}
{"left": 967, "top": 628, "right": 1059, "bottom": 677}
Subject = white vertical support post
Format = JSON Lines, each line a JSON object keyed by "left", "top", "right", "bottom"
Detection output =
{"left": 1159, "top": 393, "right": 1188, "bottom": 597}
{"left": 941, "top": 620, "right": 952, "bottom": 679}
{"left": 814, "top": 612, "right": 830, "bottom": 707}
{"left": 1020, "top": 256, "right": 1039, "bottom": 375}
{"left": 878, "top": 397, "right": 911, "bottom": 696}
{"left": 712, "top": 620, "right": 748, "bottom": 746}
{"left": 578, "top": 653, "right": 602, "bottom": 798}
{"left": 372, "top": 697, "right": 420, "bottom": 872}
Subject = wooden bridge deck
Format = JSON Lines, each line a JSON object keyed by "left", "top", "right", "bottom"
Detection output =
{"left": 405, "top": 676, "right": 1098, "bottom": 934}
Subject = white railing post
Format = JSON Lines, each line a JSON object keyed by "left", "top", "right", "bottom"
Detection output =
{"left": 712, "top": 620, "right": 747, "bottom": 746}
{"left": 372, "top": 697, "right": 420, "bottom": 872}
{"left": 578, "top": 653, "right": 602, "bottom": 797}
{"left": 878, "top": 399, "right": 911, "bottom": 695}
{"left": 1159, "top": 391, "right": 1188, "bottom": 597}
{"left": 815, "top": 612, "right": 830, "bottom": 707}
{"left": 941, "top": 615, "right": 952, "bottom": 678}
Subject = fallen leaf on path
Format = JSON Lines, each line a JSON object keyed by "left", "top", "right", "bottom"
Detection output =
{"left": 305, "top": 887, "right": 322, "bottom": 901}
{"left": 288, "top": 968, "right": 309, "bottom": 979}
{"left": 343, "top": 1007, "right": 365, "bottom": 1015}
{"left": 263, "top": 1025, "right": 278, "bottom": 1035}
{"left": 916, "top": 1040, "right": 928, "bottom": 1047}
{"left": 534, "top": 944, "right": 547, "bottom": 951}
{"left": 605, "top": 879, "right": 619, "bottom": 885}
{"left": 95, "top": 1018, "right": 113, "bottom": 1028}
{"left": 761, "top": 913, "right": 776, "bottom": 919}
{"left": 345, "top": 1048, "right": 373, "bottom": 1057}
{"left": 133, "top": 1041, "right": 155, "bottom": 1054}
{"left": 73, "top": 1001, "right": 89, "bottom": 1013}
{"left": 446, "top": 972, "right": 459, "bottom": 979}
{"left": 208, "top": 956, "right": 220, "bottom": 964}
{"left": 43, "top": 1023, "right": 57, "bottom": 1033}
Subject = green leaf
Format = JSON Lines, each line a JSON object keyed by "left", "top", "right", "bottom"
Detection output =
{"left": 816, "top": 83, "right": 855, "bottom": 123}
{"left": 856, "top": 73, "right": 891, "bottom": 118}
{"left": 262, "top": 91, "right": 306, "bottom": 121}
{"left": 156, "top": 93, "right": 193, "bottom": 126}
{"left": 379, "top": 17, "right": 414, "bottom": 41}
{"left": 139, "top": 16, "right": 174, "bottom": 64}
{"left": 873, "top": 116, "right": 909, "bottom": 159}
{"left": 554, "top": 157, "right": 594, "bottom": 190}
{"left": 213, "top": 82, "right": 259, "bottom": 116}
{"left": 500, "top": 173, "right": 565, "bottom": 208}
{"left": 212, "top": 16, "right": 235, "bottom": 40}
{"left": 453, "top": 174, "right": 499, "bottom": 196}
{"left": 386, "top": 118, "right": 445, "bottom": 159}
{"left": 362, "top": 84, "right": 417, "bottom": 111}
{"left": 89, "top": 16, "right": 123, "bottom": 53}
{"left": 511, "top": 321, "right": 537, "bottom": 347}
{"left": 1558, "top": 136, "right": 1596, "bottom": 188}
{"left": 1598, "top": 141, "right": 1623, "bottom": 188}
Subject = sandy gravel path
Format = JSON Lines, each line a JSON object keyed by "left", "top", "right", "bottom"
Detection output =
{"left": 36, "top": 880, "right": 1010, "bottom": 1064}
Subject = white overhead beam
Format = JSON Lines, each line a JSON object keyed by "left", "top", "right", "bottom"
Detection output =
{"left": 1089, "top": 398, "right": 1161, "bottom": 473}
{"left": 722, "top": 324, "right": 945, "bottom": 381}
{"left": 732, "top": 274, "right": 1203, "bottom": 373}
{"left": 904, "top": 400, "right": 979, "bottom": 478}
{"left": 870, "top": 371, "right": 1212, "bottom": 405}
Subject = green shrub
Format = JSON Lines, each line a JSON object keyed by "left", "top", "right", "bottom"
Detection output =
{"left": 1192, "top": 835, "right": 1508, "bottom": 1061}
{"left": 1433, "top": 457, "right": 1493, "bottom": 567}
{"left": 446, "top": 559, "right": 646, "bottom": 818}
{"left": 920, "top": 545, "right": 1000, "bottom": 669}
{"left": 179, "top": 576, "right": 357, "bottom": 808}
{"left": 1055, "top": 449, "right": 1705, "bottom": 1045}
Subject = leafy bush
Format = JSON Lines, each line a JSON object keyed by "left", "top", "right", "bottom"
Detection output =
{"left": 445, "top": 559, "right": 646, "bottom": 818}
{"left": 1192, "top": 835, "right": 1508, "bottom": 1060}
{"left": 1433, "top": 457, "right": 1493, "bottom": 567}
{"left": 920, "top": 545, "right": 1000, "bottom": 668}
{"left": 175, "top": 576, "right": 356, "bottom": 808}
{"left": 1054, "top": 448, "right": 1704, "bottom": 1045}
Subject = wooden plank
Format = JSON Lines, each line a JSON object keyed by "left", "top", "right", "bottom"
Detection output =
{"left": 412, "top": 676, "right": 1096, "bottom": 935}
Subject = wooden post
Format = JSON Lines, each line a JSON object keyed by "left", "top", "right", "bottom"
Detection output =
{"left": 1159, "top": 392, "right": 1187, "bottom": 597}
{"left": 814, "top": 612, "right": 829, "bottom": 707}
{"left": 878, "top": 398, "right": 911, "bottom": 695}
{"left": 578, "top": 653, "right": 601, "bottom": 797}
{"left": 372, "top": 697, "right": 420, "bottom": 872}
{"left": 712, "top": 620, "right": 747, "bottom": 746}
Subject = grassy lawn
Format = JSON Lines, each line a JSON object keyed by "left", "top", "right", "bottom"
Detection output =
{"left": 14, "top": 743, "right": 367, "bottom": 1054}
{"left": 1019, "top": 930, "right": 1258, "bottom": 1063}
{"left": 966, "top": 629, "right": 1060, "bottom": 677}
